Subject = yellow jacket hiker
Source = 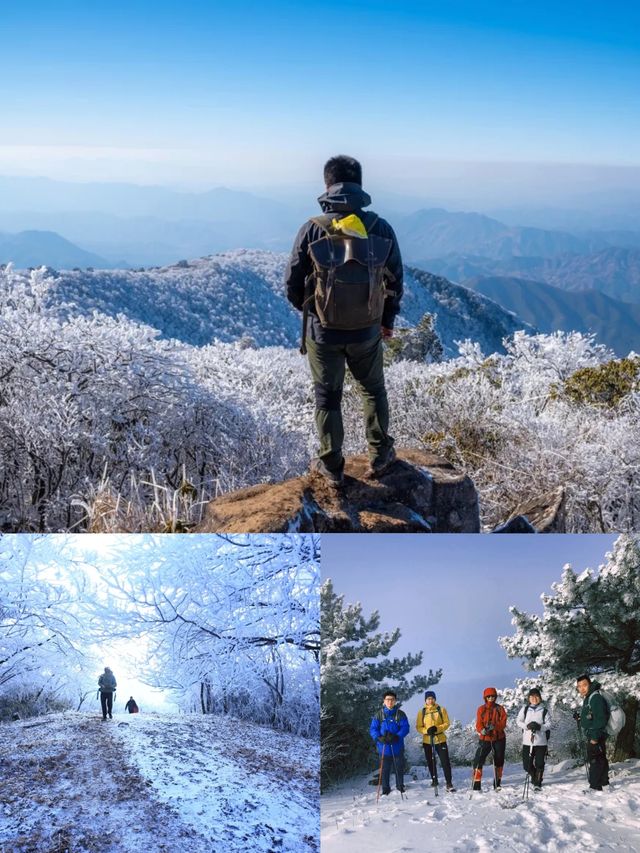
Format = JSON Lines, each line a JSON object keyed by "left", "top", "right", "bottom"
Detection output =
{"left": 416, "top": 701, "right": 451, "bottom": 745}
{"left": 416, "top": 691, "right": 456, "bottom": 791}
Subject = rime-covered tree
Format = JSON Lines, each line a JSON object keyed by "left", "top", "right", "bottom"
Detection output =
{"left": 500, "top": 535, "right": 640, "bottom": 760}
{"left": 0, "top": 535, "right": 92, "bottom": 716}
{"left": 321, "top": 579, "right": 441, "bottom": 787}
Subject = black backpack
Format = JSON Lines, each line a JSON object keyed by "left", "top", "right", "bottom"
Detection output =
{"left": 301, "top": 213, "right": 394, "bottom": 350}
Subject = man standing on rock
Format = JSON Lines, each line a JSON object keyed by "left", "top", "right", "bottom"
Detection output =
{"left": 285, "top": 155, "right": 403, "bottom": 486}
{"left": 98, "top": 666, "right": 117, "bottom": 721}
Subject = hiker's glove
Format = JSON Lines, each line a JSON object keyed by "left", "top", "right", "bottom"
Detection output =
{"left": 483, "top": 724, "right": 494, "bottom": 733}
{"left": 572, "top": 711, "right": 581, "bottom": 722}
{"left": 527, "top": 722, "right": 541, "bottom": 732}
{"left": 377, "top": 736, "right": 386, "bottom": 744}
{"left": 480, "top": 728, "right": 488, "bottom": 735}
{"left": 427, "top": 726, "right": 438, "bottom": 736}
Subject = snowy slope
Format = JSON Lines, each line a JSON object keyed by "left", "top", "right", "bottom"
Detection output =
{"left": 0, "top": 711, "right": 319, "bottom": 853}
{"left": 321, "top": 759, "right": 640, "bottom": 852}
{"left": 36, "top": 250, "right": 532, "bottom": 354}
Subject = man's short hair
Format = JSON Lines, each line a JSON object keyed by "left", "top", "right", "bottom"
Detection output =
{"left": 576, "top": 674, "right": 591, "bottom": 684}
{"left": 383, "top": 690, "right": 397, "bottom": 699}
{"left": 324, "top": 155, "right": 362, "bottom": 187}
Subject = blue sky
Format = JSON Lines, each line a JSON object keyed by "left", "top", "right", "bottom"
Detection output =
{"left": 322, "top": 534, "right": 618, "bottom": 722}
{"left": 1, "top": 2, "right": 638, "bottom": 189}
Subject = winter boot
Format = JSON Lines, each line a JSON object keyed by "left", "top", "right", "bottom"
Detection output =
{"left": 366, "top": 446, "right": 397, "bottom": 479}
{"left": 309, "top": 457, "right": 344, "bottom": 487}
{"left": 494, "top": 766, "right": 503, "bottom": 791}
{"left": 472, "top": 767, "right": 482, "bottom": 791}
{"left": 533, "top": 769, "right": 543, "bottom": 790}
{"left": 430, "top": 778, "right": 438, "bottom": 787}
{"left": 446, "top": 783, "right": 456, "bottom": 792}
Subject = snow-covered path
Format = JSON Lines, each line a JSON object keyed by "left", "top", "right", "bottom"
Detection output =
{"left": 321, "top": 759, "right": 640, "bottom": 852}
{"left": 0, "top": 711, "right": 319, "bottom": 853}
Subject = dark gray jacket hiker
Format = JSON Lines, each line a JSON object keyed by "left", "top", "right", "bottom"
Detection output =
{"left": 98, "top": 667, "right": 117, "bottom": 720}
{"left": 285, "top": 162, "right": 404, "bottom": 484}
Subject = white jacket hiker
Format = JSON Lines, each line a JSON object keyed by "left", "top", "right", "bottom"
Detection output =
{"left": 516, "top": 700, "right": 551, "bottom": 747}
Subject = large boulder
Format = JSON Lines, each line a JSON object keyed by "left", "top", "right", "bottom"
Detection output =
{"left": 196, "top": 449, "right": 479, "bottom": 533}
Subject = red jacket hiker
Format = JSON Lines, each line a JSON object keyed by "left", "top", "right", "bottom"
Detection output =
{"left": 472, "top": 687, "right": 508, "bottom": 790}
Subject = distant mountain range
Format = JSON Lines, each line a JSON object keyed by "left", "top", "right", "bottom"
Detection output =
{"left": 37, "top": 250, "right": 532, "bottom": 357}
{"left": 465, "top": 276, "right": 640, "bottom": 357}
{"left": 397, "top": 208, "right": 593, "bottom": 261}
{"left": 424, "top": 246, "right": 640, "bottom": 304}
{"left": 0, "top": 230, "right": 112, "bottom": 269}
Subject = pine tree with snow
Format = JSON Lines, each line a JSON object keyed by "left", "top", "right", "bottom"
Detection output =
{"left": 500, "top": 534, "right": 640, "bottom": 760}
{"left": 321, "top": 579, "right": 441, "bottom": 788}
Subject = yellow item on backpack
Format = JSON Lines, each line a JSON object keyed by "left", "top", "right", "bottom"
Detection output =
{"left": 331, "top": 214, "right": 368, "bottom": 239}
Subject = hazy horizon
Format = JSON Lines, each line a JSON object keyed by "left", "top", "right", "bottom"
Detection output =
{"left": 2, "top": 1, "right": 637, "bottom": 202}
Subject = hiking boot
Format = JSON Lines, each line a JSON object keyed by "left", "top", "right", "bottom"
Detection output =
{"left": 109, "top": 714, "right": 113, "bottom": 719}
{"left": 381, "top": 788, "right": 391, "bottom": 796}
{"left": 446, "top": 784, "right": 456, "bottom": 792}
{"left": 397, "top": 785, "right": 406, "bottom": 793}
{"left": 430, "top": 779, "right": 438, "bottom": 787}
{"left": 309, "top": 457, "right": 344, "bottom": 487}
{"left": 366, "top": 446, "right": 397, "bottom": 479}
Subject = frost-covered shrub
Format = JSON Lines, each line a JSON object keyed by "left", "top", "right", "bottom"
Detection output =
{"left": 1, "top": 267, "right": 639, "bottom": 532}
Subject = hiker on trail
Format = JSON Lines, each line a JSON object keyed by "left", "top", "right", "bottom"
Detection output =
{"left": 285, "top": 154, "right": 404, "bottom": 487}
{"left": 124, "top": 696, "right": 139, "bottom": 714}
{"left": 516, "top": 687, "right": 551, "bottom": 791}
{"left": 472, "top": 687, "right": 507, "bottom": 791}
{"left": 416, "top": 690, "right": 456, "bottom": 792}
{"left": 574, "top": 674, "right": 610, "bottom": 791}
{"left": 370, "top": 690, "right": 410, "bottom": 796}
{"left": 97, "top": 666, "right": 117, "bottom": 721}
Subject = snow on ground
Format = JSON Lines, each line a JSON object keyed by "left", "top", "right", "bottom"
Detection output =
{"left": 0, "top": 710, "right": 319, "bottom": 853}
{"left": 321, "top": 758, "right": 640, "bottom": 852}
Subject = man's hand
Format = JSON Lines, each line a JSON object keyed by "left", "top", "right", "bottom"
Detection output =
{"left": 381, "top": 327, "right": 393, "bottom": 339}
{"left": 427, "top": 726, "right": 438, "bottom": 736}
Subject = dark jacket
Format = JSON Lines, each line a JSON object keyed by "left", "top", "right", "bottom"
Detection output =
{"left": 370, "top": 703, "right": 410, "bottom": 757}
{"left": 285, "top": 182, "right": 403, "bottom": 344}
{"left": 581, "top": 681, "right": 608, "bottom": 741}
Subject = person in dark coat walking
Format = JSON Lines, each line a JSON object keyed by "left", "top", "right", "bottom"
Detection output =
{"left": 98, "top": 666, "right": 117, "bottom": 720}
{"left": 124, "top": 696, "right": 139, "bottom": 714}
{"left": 285, "top": 155, "right": 403, "bottom": 486}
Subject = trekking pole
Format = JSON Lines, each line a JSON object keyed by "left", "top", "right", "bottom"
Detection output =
{"left": 375, "top": 750, "right": 384, "bottom": 804}
{"left": 522, "top": 732, "right": 534, "bottom": 801}
{"left": 430, "top": 735, "right": 439, "bottom": 798}
{"left": 391, "top": 749, "right": 405, "bottom": 801}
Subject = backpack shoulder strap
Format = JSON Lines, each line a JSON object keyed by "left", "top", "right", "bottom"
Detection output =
{"left": 523, "top": 704, "right": 529, "bottom": 720}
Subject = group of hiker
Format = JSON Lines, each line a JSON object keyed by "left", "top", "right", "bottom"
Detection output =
{"left": 97, "top": 667, "right": 139, "bottom": 719}
{"left": 370, "top": 674, "right": 616, "bottom": 797}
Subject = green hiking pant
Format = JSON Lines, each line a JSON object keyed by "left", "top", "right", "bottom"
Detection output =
{"left": 305, "top": 335, "right": 394, "bottom": 471}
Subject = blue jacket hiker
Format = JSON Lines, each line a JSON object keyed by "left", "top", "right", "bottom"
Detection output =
{"left": 370, "top": 690, "right": 410, "bottom": 795}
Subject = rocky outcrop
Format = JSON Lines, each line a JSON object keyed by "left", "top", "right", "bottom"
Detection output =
{"left": 497, "top": 486, "right": 566, "bottom": 533}
{"left": 196, "top": 449, "right": 480, "bottom": 534}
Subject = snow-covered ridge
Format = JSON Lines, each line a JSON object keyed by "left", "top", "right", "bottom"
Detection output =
{"left": 21, "top": 249, "right": 531, "bottom": 355}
